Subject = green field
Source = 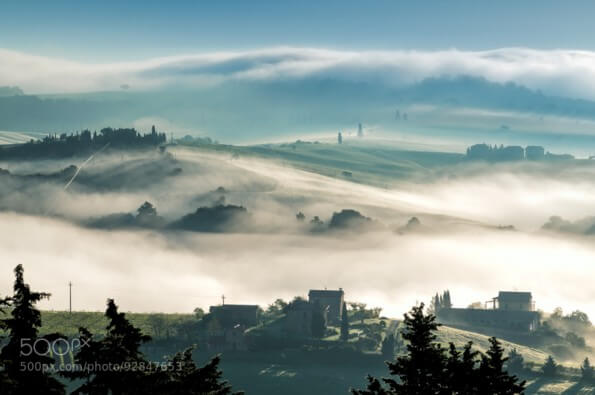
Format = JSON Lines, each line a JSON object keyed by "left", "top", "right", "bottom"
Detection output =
{"left": 0, "top": 130, "right": 44, "bottom": 145}
{"left": 36, "top": 310, "right": 195, "bottom": 337}
{"left": 176, "top": 140, "right": 465, "bottom": 187}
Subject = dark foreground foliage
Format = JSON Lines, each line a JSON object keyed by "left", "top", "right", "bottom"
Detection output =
{"left": 352, "top": 303, "right": 526, "bottom": 395}
{"left": 0, "top": 265, "right": 241, "bottom": 395}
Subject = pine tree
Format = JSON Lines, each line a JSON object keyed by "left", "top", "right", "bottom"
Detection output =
{"left": 581, "top": 357, "right": 594, "bottom": 382}
{"left": 341, "top": 303, "right": 350, "bottom": 341}
{"left": 477, "top": 337, "right": 525, "bottom": 394}
{"left": 445, "top": 342, "right": 480, "bottom": 394}
{"left": 506, "top": 348, "right": 525, "bottom": 374}
{"left": 148, "top": 348, "right": 242, "bottom": 394}
{"left": 0, "top": 265, "right": 65, "bottom": 395}
{"left": 352, "top": 303, "right": 447, "bottom": 394}
{"left": 386, "top": 303, "right": 446, "bottom": 393}
{"left": 63, "top": 298, "right": 152, "bottom": 394}
{"left": 542, "top": 355, "right": 558, "bottom": 377}
{"left": 352, "top": 305, "right": 526, "bottom": 395}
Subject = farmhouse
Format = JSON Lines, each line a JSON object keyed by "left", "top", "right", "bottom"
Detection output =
{"left": 436, "top": 291, "right": 540, "bottom": 332}
{"left": 209, "top": 304, "right": 260, "bottom": 328}
{"left": 308, "top": 288, "right": 344, "bottom": 325}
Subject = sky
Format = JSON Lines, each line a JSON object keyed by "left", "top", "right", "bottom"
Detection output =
{"left": 2, "top": 1, "right": 595, "bottom": 61}
{"left": 4, "top": 2, "right": 595, "bottom": 99}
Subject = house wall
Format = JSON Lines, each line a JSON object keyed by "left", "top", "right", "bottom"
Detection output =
{"left": 308, "top": 293, "right": 344, "bottom": 324}
{"left": 437, "top": 308, "right": 540, "bottom": 332}
{"left": 209, "top": 305, "right": 259, "bottom": 328}
{"left": 285, "top": 308, "right": 313, "bottom": 337}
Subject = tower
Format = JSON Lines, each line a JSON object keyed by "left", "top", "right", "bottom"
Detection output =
{"left": 357, "top": 123, "right": 363, "bottom": 138}
{"left": 338, "top": 131, "right": 343, "bottom": 144}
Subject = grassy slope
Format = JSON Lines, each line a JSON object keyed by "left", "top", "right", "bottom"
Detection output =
{"left": 0, "top": 131, "right": 44, "bottom": 145}
{"left": 177, "top": 140, "right": 464, "bottom": 186}
{"left": 436, "top": 325, "right": 550, "bottom": 364}
{"left": 36, "top": 310, "right": 195, "bottom": 337}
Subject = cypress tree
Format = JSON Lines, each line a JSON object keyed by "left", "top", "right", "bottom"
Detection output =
{"left": 341, "top": 303, "right": 350, "bottom": 341}
{"left": 581, "top": 357, "right": 594, "bottom": 382}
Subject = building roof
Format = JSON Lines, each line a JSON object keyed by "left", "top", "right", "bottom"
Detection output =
{"left": 497, "top": 291, "right": 532, "bottom": 300}
{"left": 209, "top": 304, "right": 259, "bottom": 312}
{"left": 308, "top": 289, "right": 344, "bottom": 298}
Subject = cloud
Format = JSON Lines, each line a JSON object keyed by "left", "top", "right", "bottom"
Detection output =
{"left": 4, "top": 47, "right": 595, "bottom": 99}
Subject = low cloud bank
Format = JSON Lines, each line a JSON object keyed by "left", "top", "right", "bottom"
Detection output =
{"left": 4, "top": 47, "right": 595, "bottom": 100}
{"left": 1, "top": 212, "right": 595, "bottom": 323}
{"left": 1, "top": 149, "right": 595, "bottom": 321}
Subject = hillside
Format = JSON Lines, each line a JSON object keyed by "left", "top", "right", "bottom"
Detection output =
{"left": 0, "top": 130, "right": 43, "bottom": 145}
{"left": 4, "top": 76, "right": 595, "bottom": 148}
{"left": 178, "top": 140, "right": 465, "bottom": 187}
{"left": 20, "top": 311, "right": 592, "bottom": 394}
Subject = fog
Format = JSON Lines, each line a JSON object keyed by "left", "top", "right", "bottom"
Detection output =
{"left": 1, "top": 147, "right": 595, "bottom": 323}
{"left": 7, "top": 47, "right": 595, "bottom": 100}
{"left": 1, "top": 212, "right": 595, "bottom": 321}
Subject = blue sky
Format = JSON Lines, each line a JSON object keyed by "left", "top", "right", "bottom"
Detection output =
{"left": 2, "top": 1, "right": 595, "bottom": 61}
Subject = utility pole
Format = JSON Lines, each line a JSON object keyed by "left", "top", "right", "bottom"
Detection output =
{"left": 69, "top": 281, "right": 72, "bottom": 313}
{"left": 221, "top": 294, "right": 226, "bottom": 305}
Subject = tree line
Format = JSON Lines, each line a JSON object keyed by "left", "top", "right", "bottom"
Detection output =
{"left": 0, "top": 126, "right": 167, "bottom": 159}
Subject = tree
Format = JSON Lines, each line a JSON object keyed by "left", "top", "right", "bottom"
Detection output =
{"left": 383, "top": 304, "right": 446, "bottom": 393}
{"left": 477, "top": 337, "right": 525, "bottom": 394}
{"left": 429, "top": 290, "right": 452, "bottom": 314}
{"left": 0, "top": 265, "right": 65, "bottom": 395}
{"left": 341, "top": 303, "right": 350, "bottom": 341}
{"left": 62, "top": 298, "right": 152, "bottom": 394}
{"left": 581, "top": 357, "right": 594, "bottom": 382}
{"left": 381, "top": 334, "right": 395, "bottom": 361}
{"left": 428, "top": 293, "right": 440, "bottom": 315}
{"left": 565, "top": 332, "right": 586, "bottom": 348}
{"left": 566, "top": 310, "right": 591, "bottom": 325}
{"left": 352, "top": 304, "right": 526, "bottom": 395}
{"left": 551, "top": 307, "right": 564, "bottom": 320}
{"left": 147, "top": 314, "right": 168, "bottom": 339}
{"left": 295, "top": 212, "right": 305, "bottom": 222}
{"left": 193, "top": 307, "right": 205, "bottom": 319}
{"left": 310, "top": 216, "right": 324, "bottom": 226}
{"left": 149, "top": 348, "right": 242, "bottom": 395}
{"left": 353, "top": 304, "right": 446, "bottom": 394}
{"left": 137, "top": 201, "right": 157, "bottom": 218}
{"left": 311, "top": 302, "right": 326, "bottom": 338}
{"left": 506, "top": 348, "right": 525, "bottom": 374}
{"left": 445, "top": 342, "right": 480, "bottom": 394}
{"left": 542, "top": 355, "right": 558, "bottom": 377}
{"left": 442, "top": 291, "right": 452, "bottom": 309}
{"left": 349, "top": 302, "right": 367, "bottom": 324}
